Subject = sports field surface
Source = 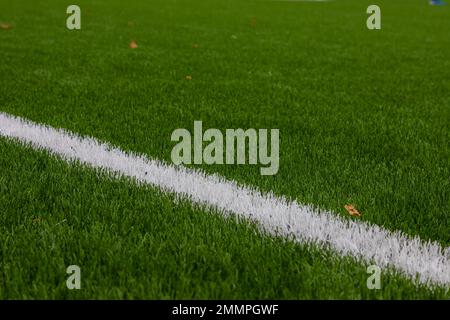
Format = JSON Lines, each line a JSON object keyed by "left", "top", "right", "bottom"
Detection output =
{"left": 0, "top": 0, "right": 449, "bottom": 299}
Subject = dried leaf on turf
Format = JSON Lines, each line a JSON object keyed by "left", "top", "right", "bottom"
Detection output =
{"left": 0, "top": 23, "right": 12, "bottom": 30}
{"left": 344, "top": 204, "right": 362, "bottom": 217}
{"left": 129, "top": 40, "right": 138, "bottom": 49}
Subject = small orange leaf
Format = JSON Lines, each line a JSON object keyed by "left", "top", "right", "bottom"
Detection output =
{"left": 185, "top": 75, "right": 192, "bottom": 80}
{"left": 0, "top": 23, "right": 12, "bottom": 30}
{"left": 129, "top": 40, "right": 138, "bottom": 49}
{"left": 344, "top": 204, "right": 362, "bottom": 217}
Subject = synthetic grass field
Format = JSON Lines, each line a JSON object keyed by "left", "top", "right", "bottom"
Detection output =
{"left": 0, "top": 0, "right": 449, "bottom": 299}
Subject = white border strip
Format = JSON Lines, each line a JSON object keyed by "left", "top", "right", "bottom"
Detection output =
{"left": 0, "top": 111, "right": 449, "bottom": 288}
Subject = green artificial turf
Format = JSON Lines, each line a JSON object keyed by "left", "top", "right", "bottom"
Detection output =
{"left": 0, "top": 0, "right": 449, "bottom": 298}
{"left": 0, "top": 139, "right": 448, "bottom": 299}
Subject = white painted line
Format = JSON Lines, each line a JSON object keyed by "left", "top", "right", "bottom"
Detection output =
{"left": 0, "top": 111, "right": 449, "bottom": 288}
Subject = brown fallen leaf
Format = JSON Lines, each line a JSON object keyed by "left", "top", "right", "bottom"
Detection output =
{"left": 129, "top": 40, "right": 138, "bottom": 49}
{"left": 0, "top": 23, "right": 12, "bottom": 30}
{"left": 185, "top": 75, "right": 192, "bottom": 80}
{"left": 128, "top": 21, "right": 135, "bottom": 27}
{"left": 344, "top": 204, "right": 362, "bottom": 217}
{"left": 249, "top": 17, "right": 257, "bottom": 28}
{"left": 192, "top": 43, "right": 199, "bottom": 49}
